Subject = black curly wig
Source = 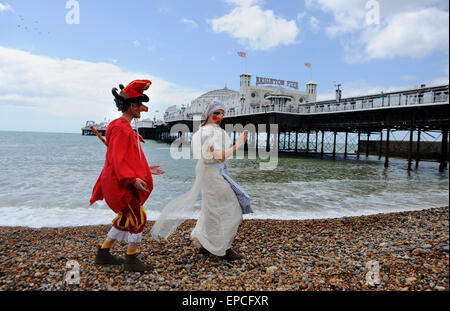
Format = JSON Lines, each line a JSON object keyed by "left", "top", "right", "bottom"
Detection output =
{"left": 112, "top": 84, "right": 149, "bottom": 113}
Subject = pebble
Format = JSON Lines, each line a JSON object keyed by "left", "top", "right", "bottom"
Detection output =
{"left": 412, "top": 248, "right": 427, "bottom": 256}
{"left": 266, "top": 266, "right": 277, "bottom": 274}
{"left": 405, "top": 277, "right": 417, "bottom": 285}
{"left": 0, "top": 206, "right": 447, "bottom": 291}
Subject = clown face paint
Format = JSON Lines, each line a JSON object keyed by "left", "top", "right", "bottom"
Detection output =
{"left": 211, "top": 110, "right": 224, "bottom": 125}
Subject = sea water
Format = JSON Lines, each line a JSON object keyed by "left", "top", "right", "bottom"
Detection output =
{"left": 0, "top": 131, "right": 448, "bottom": 228}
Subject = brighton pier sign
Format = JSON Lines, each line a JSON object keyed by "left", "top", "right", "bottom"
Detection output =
{"left": 256, "top": 76, "right": 299, "bottom": 90}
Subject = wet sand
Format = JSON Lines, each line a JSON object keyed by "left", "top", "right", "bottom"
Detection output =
{"left": 0, "top": 206, "right": 448, "bottom": 291}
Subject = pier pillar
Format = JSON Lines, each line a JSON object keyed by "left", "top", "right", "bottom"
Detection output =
{"left": 378, "top": 131, "right": 383, "bottom": 160}
{"left": 366, "top": 133, "right": 370, "bottom": 157}
{"left": 320, "top": 130, "right": 324, "bottom": 158}
{"left": 315, "top": 131, "right": 318, "bottom": 152}
{"left": 266, "top": 124, "right": 270, "bottom": 152}
{"left": 288, "top": 131, "right": 291, "bottom": 151}
{"left": 408, "top": 128, "right": 414, "bottom": 171}
{"left": 344, "top": 131, "right": 348, "bottom": 158}
{"left": 295, "top": 130, "right": 299, "bottom": 154}
{"left": 357, "top": 131, "right": 361, "bottom": 159}
{"left": 384, "top": 127, "right": 390, "bottom": 168}
{"left": 415, "top": 129, "right": 421, "bottom": 168}
{"left": 244, "top": 130, "right": 249, "bottom": 151}
{"left": 408, "top": 114, "right": 415, "bottom": 171}
{"left": 256, "top": 128, "right": 259, "bottom": 150}
{"left": 439, "top": 129, "right": 448, "bottom": 172}
{"left": 306, "top": 130, "right": 310, "bottom": 155}
{"left": 332, "top": 131, "right": 337, "bottom": 158}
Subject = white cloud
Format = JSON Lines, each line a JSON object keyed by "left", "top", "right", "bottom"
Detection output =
{"left": 209, "top": 1, "right": 299, "bottom": 51}
{"left": 181, "top": 18, "right": 199, "bottom": 28}
{"left": 226, "top": 0, "right": 261, "bottom": 7}
{"left": 364, "top": 8, "right": 449, "bottom": 60}
{"left": 307, "top": 0, "right": 449, "bottom": 62}
{"left": 309, "top": 16, "right": 320, "bottom": 34}
{"left": 296, "top": 12, "right": 306, "bottom": 23}
{"left": 0, "top": 46, "right": 204, "bottom": 119}
{"left": 0, "top": 2, "right": 12, "bottom": 12}
{"left": 133, "top": 40, "right": 141, "bottom": 48}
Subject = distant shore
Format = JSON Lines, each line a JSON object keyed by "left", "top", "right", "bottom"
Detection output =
{"left": 0, "top": 207, "right": 448, "bottom": 291}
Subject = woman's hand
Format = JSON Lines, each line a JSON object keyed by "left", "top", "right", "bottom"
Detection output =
{"left": 236, "top": 130, "right": 249, "bottom": 147}
{"left": 134, "top": 178, "right": 150, "bottom": 192}
{"left": 150, "top": 165, "right": 165, "bottom": 175}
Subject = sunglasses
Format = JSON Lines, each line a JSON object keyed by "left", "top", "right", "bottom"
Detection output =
{"left": 213, "top": 111, "right": 224, "bottom": 115}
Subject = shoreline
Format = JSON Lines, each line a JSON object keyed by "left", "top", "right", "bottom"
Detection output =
{"left": 3, "top": 205, "right": 447, "bottom": 230}
{"left": 0, "top": 206, "right": 448, "bottom": 291}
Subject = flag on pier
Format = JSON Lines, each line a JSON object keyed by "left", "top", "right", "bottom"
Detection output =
{"left": 237, "top": 51, "right": 246, "bottom": 57}
{"left": 305, "top": 63, "right": 311, "bottom": 68}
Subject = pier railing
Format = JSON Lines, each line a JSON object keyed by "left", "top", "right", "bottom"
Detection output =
{"left": 164, "top": 85, "right": 448, "bottom": 122}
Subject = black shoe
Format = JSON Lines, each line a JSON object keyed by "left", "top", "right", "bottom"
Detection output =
{"left": 123, "top": 253, "right": 152, "bottom": 272}
{"left": 199, "top": 247, "right": 210, "bottom": 255}
{"left": 222, "top": 248, "right": 243, "bottom": 261}
{"left": 94, "top": 246, "right": 124, "bottom": 265}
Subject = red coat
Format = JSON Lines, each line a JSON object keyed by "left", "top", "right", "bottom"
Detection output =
{"left": 90, "top": 117, "right": 153, "bottom": 213}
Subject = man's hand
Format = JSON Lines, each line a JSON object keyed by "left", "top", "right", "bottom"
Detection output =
{"left": 150, "top": 165, "right": 165, "bottom": 175}
{"left": 134, "top": 178, "right": 150, "bottom": 192}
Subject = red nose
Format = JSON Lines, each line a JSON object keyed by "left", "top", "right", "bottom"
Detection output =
{"left": 140, "top": 104, "right": 148, "bottom": 112}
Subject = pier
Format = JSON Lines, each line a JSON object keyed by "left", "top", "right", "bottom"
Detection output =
{"left": 87, "top": 84, "right": 450, "bottom": 171}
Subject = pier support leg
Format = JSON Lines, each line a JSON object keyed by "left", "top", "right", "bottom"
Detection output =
{"left": 266, "top": 125, "right": 270, "bottom": 152}
{"left": 378, "top": 131, "right": 383, "bottom": 160}
{"left": 408, "top": 115, "right": 415, "bottom": 171}
{"left": 244, "top": 134, "right": 248, "bottom": 152}
{"left": 415, "top": 129, "right": 421, "bottom": 168}
{"left": 384, "top": 127, "right": 390, "bottom": 168}
{"left": 357, "top": 131, "right": 361, "bottom": 159}
{"left": 315, "top": 131, "right": 318, "bottom": 152}
{"left": 295, "top": 130, "right": 298, "bottom": 154}
{"left": 408, "top": 128, "right": 414, "bottom": 171}
{"left": 256, "top": 129, "right": 259, "bottom": 150}
{"left": 344, "top": 131, "right": 348, "bottom": 158}
{"left": 366, "top": 133, "right": 370, "bottom": 157}
{"left": 332, "top": 131, "right": 337, "bottom": 158}
{"left": 320, "top": 130, "right": 324, "bottom": 158}
{"left": 306, "top": 130, "right": 310, "bottom": 155}
{"left": 439, "top": 129, "right": 448, "bottom": 172}
{"left": 288, "top": 131, "right": 291, "bottom": 151}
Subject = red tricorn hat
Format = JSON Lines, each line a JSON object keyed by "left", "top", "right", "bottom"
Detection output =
{"left": 118, "top": 80, "right": 150, "bottom": 111}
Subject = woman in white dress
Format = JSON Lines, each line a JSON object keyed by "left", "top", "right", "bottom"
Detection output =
{"left": 151, "top": 98, "right": 248, "bottom": 260}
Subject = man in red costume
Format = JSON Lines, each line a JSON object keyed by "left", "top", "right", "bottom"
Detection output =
{"left": 90, "top": 79, "right": 164, "bottom": 272}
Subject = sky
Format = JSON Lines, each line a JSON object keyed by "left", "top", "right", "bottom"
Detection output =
{"left": 0, "top": 0, "right": 448, "bottom": 133}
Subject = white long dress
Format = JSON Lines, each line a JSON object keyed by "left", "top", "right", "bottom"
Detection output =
{"left": 151, "top": 124, "right": 242, "bottom": 256}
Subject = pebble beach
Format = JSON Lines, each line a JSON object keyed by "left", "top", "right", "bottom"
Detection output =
{"left": 0, "top": 207, "right": 448, "bottom": 291}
